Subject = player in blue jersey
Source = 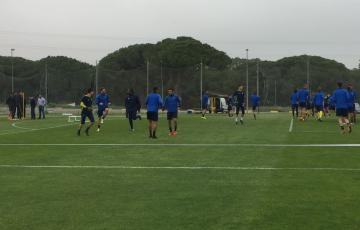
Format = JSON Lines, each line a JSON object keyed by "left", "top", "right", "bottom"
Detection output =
{"left": 313, "top": 87, "right": 324, "bottom": 122}
{"left": 201, "top": 91, "right": 209, "bottom": 119}
{"left": 95, "top": 87, "right": 110, "bottom": 132}
{"left": 250, "top": 92, "right": 260, "bottom": 120}
{"left": 298, "top": 84, "right": 310, "bottom": 121}
{"left": 347, "top": 84, "right": 357, "bottom": 124}
{"left": 332, "top": 82, "right": 351, "bottom": 134}
{"left": 232, "top": 86, "right": 245, "bottom": 125}
{"left": 163, "top": 88, "right": 181, "bottom": 136}
{"left": 290, "top": 89, "right": 299, "bottom": 118}
{"left": 145, "top": 87, "right": 163, "bottom": 139}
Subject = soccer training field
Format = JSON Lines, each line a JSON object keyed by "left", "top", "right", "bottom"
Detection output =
{"left": 1, "top": 112, "right": 360, "bottom": 229}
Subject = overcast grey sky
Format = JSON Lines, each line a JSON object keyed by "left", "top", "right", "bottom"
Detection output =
{"left": 0, "top": 0, "right": 359, "bottom": 68}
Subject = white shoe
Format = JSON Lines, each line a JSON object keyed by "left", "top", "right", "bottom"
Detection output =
{"left": 201, "top": 116, "right": 207, "bottom": 120}
{"left": 101, "top": 119, "right": 104, "bottom": 124}
{"left": 97, "top": 128, "right": 100, "bottom": 132}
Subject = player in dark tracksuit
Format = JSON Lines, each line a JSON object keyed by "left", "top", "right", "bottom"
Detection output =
{"left": 77, "top": 88, "right": 95, "bottom": 136}
{"left": 232, "top": 86, "right": 246, "bottom": 125}
{"left": 14, "top": 92, "right": 22, "bottom": 119}
{"left": 6, "top": 93, "right": 15, "bottom": 120}
{"left": 30, "top": 96, "right": 36, "bottom": 120}
{"left": 125, "top": 89, "right": 142, "bottom": 131}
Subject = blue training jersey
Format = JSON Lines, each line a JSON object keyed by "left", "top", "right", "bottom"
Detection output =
{"left": 164, "top": 94, "right": 181, "bottom": 113}
{"left": 290, "top": 92, "right": 298, "bottom": 105}
{"left": 298, "top": 88, "right": 309, "bottom": 103}
{"left": 145, "top": 93, "right": 163, "bottom": 112}
{"left": 96, "top": 93, "right": 110, "bottom": 110}
{"left": 202, "top": 94, "right": 209, "bottom": 107}
{"left": 313, "top": 92, "right": 324, "bottom": 106}
{"left": 332, "top": 87, "right": 350, "bottom": 109}
{"left": 250, "top": 95, "right": 260, "bottom": 106}
{"left": 348, "top": 90, "right": 356, "bottom": 107}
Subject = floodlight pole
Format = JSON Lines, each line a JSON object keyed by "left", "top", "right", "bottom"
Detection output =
{"left": 11, "top": 48, "right": 15, "bottom": 93}
{"left": 246, "top": 49, "right": 249, "bottom": 113}
{"left": 274, "top": 80, "right": 277, "bottom": 106}
{"left": 160, "top": 60, "right": 164, "bottom": 99}
{"left": 307, "top": 56, "right": 310, "bottom": 92}
{"left": 256, "top": 59, "right": 259, "bottom": 96}
{"left": 45, "top": 62, "right": 48, "bottom": 102}
{"left": 200, "top": 61, "right": 203, "bottom": 109}
{"left": 146, "top": 60, "right": 149, "bottom": 95}
{"left": 95, "top": 60, "right": 99, "bottom": 93}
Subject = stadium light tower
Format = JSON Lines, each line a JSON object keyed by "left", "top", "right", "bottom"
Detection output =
{"left": 307, "top": 56, "right": 310, "bottom": 92}
{"left": 11, "top": 48, "right": 15, "bottom": 93}
{"left": 160, "top": 60, "right": 164, "bottom": 99}
{"left": 246, "top": 49, "right": 249, "bottom": 113}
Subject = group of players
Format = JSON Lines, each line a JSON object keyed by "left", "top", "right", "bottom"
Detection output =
{"left": 77, "top": 86, "right": 181, "bottom": 139}
{"left": 290, "top": 82, "right": 357, "bottom": 134}
{"left": 76, "top": 81, "right": 356, "bottom": 137}
{"left": 77, "top": 85, "right": 261, "bottom": 138}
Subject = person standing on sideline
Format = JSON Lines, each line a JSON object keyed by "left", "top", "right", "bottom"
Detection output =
{"left": 145, "top": 87, "right": 163, "bottom": 139}
{"left": 6, "top": 93, "right": 15, "bottom": 120}
{"left": 232, "top": 86, "right": 246, "bottom": 125}
{"left": 250, "top": 92, "right": 260, "bottom": 120}
{"left": 19, "top": 91, "right": 26, "bottom": 119}
{"left": 125, "top": 89, "right": 142, "bottom": 132}
{"left": 164, "top": 88, "right": 181, "bottom": 136}
{"left": 77, "top": 88, "right": 95, "bottom": 136}
{"left": 14, "top": 92, "right": 22, "bottom": 119}
{"left": 37, "top": 95, "right": 46, "bottom": 119}
{"left": 30, "top": 96, "right": 36, "bottom": 120}
{"left": 201, "top": 91, "right": 209, "bottom": 119}
{"left": 332, "top": 82, "right": 351, "bottom": 134}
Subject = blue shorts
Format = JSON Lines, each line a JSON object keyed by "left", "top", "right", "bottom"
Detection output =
{"left": 81, "top": 110, "right": 95, "bottom": 124}
{"left": 127, "top": 110, "right": 137, "bottom": 120}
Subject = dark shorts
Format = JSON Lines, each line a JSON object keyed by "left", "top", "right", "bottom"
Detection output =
{"left": 81, "top": 110, "right": 95, "bottom": 124}
{"left": 235, "top": 105, "right": 245, "bottom": 115}
{"left": 147, "top": 111, "right": 158, "bottom": 121}
{"left": 127, "top": 110, "right": 137, "bottom": 120}
{"left": 315, "top": 105, "right": 323, "bottom": 112}
{"left": 291, "top": 104, "right": 298, "bottom": 110}
{"left": 97, "top": 108, "right": 105, "bottom": 117}
{"left": 167, "top": 112, "right": 178, "bottom": 120}
{"left": 336, "top": 108, "right": 348, "bottom": 117}
{"left": 299, "top": 102, "right": 306, "bottom": 108}
{"left": 348, "top": 105, "right": 355, "bottom": 113}
{"left": 202, "top": 104, "right": 208, "bottom": 110}
{"left": 252, "top": 106, "right": 258, "bottom": 111}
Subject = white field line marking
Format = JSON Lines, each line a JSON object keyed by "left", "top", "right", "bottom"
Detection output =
{"left": 12, "top": 123, "right": 34, "bottom": 130}
{"left": 1, "top": 143, "right": 360, "bottom": 147}
{"left": 289, "top": 118, "right": 294, "bottom": 133}
{"left": 0, "top": 123, "right": 77, "bottom": 136}
{"left": 0, "top": 165, "right": 360, "bottom": 171}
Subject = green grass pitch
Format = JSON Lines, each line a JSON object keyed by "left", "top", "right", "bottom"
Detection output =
{"left": 1, "top": 112, "right": 360, "bottom": 230}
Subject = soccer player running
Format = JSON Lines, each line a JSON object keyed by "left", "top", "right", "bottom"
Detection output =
{"left": 290, "top": 89, "right": 299, "bottom": 118}
{"left": 163, "top": 88, "right": 181, "bottom": 136}
{"left": 324, "top": 94, "right": 331, "bottom": 117}
{"left": 250, "top": 92, "right": 260, "bottom": 120}
{"left": 332, "top": 82, "right": 352, "bottom": 134}
{"left": 298, "top": 84, "right": 309, "bottom": 121}
{"left": 145, "top": 87, "right": 163, "bottom": 139}
{"left": 77, "top": 88, "right": 95, "bottom": 136}
{"left": 201, "top": 91, "right": 209, "bottom": 119}
{"left": 95, "top": 87, "right": 110, "bottom": 132}
{"left": 347, "top": 84, "right": 357, "bottom": 124}
{"left": 232, "top": 86, "right": 245, "bottom": 125}
{"left": 125, "top": 89, "right": 141, "bottom": 132}
{"left": 313, "top": 87, "right": 325, "bottom": 122}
